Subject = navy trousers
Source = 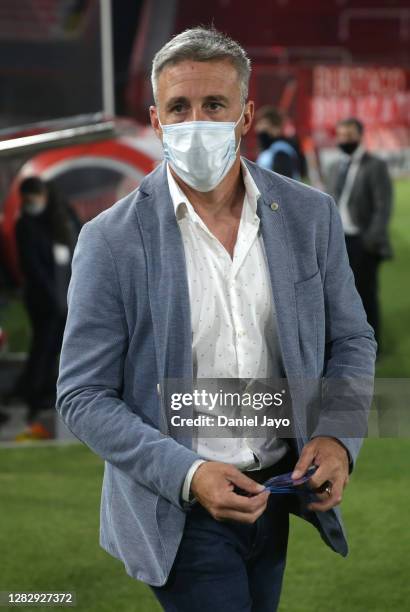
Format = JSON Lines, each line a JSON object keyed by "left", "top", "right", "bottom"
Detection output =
{"left": 151, "top": 494, "right": 290, "bottom": 612}
{"left": 345, "top": 235, "right": 381, "bottom": 346}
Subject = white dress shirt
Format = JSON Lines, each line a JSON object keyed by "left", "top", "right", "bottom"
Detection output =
{"left": 166, "top": 160, "right": 289, "bottom": 501}
{"left": 337, "top": 145, "right": 365, "bottom": 235}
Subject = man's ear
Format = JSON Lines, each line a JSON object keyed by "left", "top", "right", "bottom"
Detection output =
{"left": 149, "top": 106, "right": 162, "bottom": 139}
{"left": 242, "top": 100, "right": 254, "bottom": 136}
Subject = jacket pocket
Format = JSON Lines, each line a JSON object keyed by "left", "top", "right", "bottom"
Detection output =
{"left": 294, "top": 269, "right": 325, "bottom": 376}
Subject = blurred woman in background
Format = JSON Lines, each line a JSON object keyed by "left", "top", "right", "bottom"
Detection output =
{"left": 13, "top": 176, "right": 80, "bottom": 439}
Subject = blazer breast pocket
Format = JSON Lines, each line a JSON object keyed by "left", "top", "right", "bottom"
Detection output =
{"left": 294, "top": 269, "right": 325, "bottom": 376}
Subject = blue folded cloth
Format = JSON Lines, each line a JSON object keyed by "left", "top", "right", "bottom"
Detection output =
{"left": 263, "top": 465, "right": 317, "bottom": 495}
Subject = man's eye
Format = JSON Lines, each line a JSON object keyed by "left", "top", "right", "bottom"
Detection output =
{"left": 172, "top": 105, "right": 185, "bottom": 113}
{"left": 207, "top": 103, "right": 223, "bottom": 111}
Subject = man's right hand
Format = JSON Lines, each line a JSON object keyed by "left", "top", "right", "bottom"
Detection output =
{"left": 190, "top": 461, "right": 270, "bottom": 523}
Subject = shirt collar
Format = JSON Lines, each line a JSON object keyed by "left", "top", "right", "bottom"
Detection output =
{"left": 166, "top": 157, "right": 261, "bottom": 221}
{"left": 166, "top": 163, "right": 195, "bottom": 221}
{"left": 352, "top": 144, "right": 365, "bottom": 163}
{"left": 240, "top": 158, "right": 261, "bottom": 213}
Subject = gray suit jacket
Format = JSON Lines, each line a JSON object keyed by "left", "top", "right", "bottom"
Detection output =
{"left": 326, "top": 152, "right": 393, "bottom": 259}
{"left": 56, "top": 159, "right": 376, "bottom": 586}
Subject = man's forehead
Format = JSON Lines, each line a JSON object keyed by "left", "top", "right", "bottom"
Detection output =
{"left": 157, "top": 59, "right": 240, "bottom": 97}
{"left": 337, "top": 124, "right": 360, "bottom": 138}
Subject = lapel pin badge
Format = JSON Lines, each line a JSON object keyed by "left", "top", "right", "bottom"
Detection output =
{"left": 270, "top": 202, "right": 279, "bottom": 211}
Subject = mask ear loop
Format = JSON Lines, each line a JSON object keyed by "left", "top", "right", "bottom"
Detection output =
{"left": 157, "top": 112, "right": 165, "bottom": 131}
{"left": 235, "top": 104, "right": 246, "bottom": 127}
{"left": 234, "top": 104, "right": 246, "bottom": 153}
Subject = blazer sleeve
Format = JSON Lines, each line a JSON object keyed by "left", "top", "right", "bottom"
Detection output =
{"left": 56, "top": 221, "right": 201, "bottom": 509}
{"left": 362, "top": 158, "right": 393, "bottom": 253}
{"left": 310, "top": 195, "right": 377, "bottom": 471}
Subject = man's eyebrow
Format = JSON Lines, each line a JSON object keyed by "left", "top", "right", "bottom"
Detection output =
{"left": 165, "top": 95, "right": 230, "bottom": 109}
{"left": 203, "top": 95, "right": 229, "bottom": 104}
{"left": 165, "top": 96, "right": 189, "bottom": 109}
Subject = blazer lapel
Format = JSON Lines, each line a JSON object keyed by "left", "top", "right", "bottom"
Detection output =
{"left": 245, "top": 161, "right": 306, "bottom": 441}
{"left": 248, "top": 179, "right": 302, "bottom": 378}
{"left": 133, "top": 163, "right": 193, "bottom": 387}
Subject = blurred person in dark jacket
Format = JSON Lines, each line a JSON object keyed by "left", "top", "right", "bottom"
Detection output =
{"left": 13, "top": 177, "right": 80, "bottom": 438}
{"left": 325, "top": 117, "right": 393, "bottom": 349}
{"left": 254, "top": 106, "right": 305, "bottom": 180}
{"left": 0, "top": 230, "right": 15, "bottom": 426}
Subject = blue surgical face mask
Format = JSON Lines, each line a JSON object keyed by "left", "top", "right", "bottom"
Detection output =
{"left": 159, "top": 107, "right": 244, "bottom": 192}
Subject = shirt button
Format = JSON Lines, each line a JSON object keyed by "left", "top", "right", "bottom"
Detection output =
{"left": 270, "top": 202, "right": 279, "bottom": 211}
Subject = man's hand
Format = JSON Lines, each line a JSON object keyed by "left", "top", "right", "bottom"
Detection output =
{"left": 292, "top": 436, "right": 350, "bottom": 512}
{"left": 191, "top": 461, "right": 270, "bottom": 523}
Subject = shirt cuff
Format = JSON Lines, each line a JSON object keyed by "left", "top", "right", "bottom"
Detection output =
{"left": 181, "top": 459, "right": 207, "bottom": 503}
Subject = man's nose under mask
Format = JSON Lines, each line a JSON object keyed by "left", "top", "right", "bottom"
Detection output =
{"left": 159, "top": 108, "right": 244, "bottom": 192}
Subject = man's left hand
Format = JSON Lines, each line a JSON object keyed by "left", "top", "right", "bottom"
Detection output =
{"left": 291, "top": 436, "right": 350, "bottom": 512}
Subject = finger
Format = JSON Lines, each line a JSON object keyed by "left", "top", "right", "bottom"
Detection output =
{"left": 215, "top": 499, "right": 269, "bottom": 524}
{"left": 220, "top": 490, "right": 270, "bottom": 514}
{"left": 307, "top": 480, "right": 344, "bottom": 512}
{"left": 292, "top": 446, "right": 316, "bottom": 480}
{"left": 311, "top": 491, "right": 328, "bottom": 504}
{"left": 226, "top": 470, "right": 266, "bottom": 496}
{"left": 308, "top": 464, "right": 333, "bottom": 490}
{"left": 308, "top": 457, "right": 348, "bottom": 490}
{"left": 308, "top": 494, "right": 341, "bottom": 512}
{"left": 308, "top": 475, "right": 334, "bottom": 500}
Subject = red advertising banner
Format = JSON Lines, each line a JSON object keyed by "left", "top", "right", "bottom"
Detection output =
{"left": 311, "top": 66, "right": 410, "bottom": 150}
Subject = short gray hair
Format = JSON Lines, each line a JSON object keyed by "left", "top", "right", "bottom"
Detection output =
{"left": 151, "top": 27, "right": 251, "bottom": 105}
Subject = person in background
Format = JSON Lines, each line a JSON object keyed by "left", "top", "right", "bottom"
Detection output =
{"left": 0, "top": 229, "right": 15, "bottom": 299}
{"left": 254, "top": 106, "right": 305, "bottom": 180}
{"left": 0, "top": 230, "right": 14, "bottom": 426}
{"left": 13, "top": 176, "right": 79, "bottom": 439}
{"left": 325, "top": 118, "right": 393, "bottom": 349}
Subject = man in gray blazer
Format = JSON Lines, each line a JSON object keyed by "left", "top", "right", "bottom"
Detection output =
{"left": 56, "top": 28, "right": 376, "bottom": 612}
{"left": 325, "top": 118, "right": 393, "bottom": 347}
